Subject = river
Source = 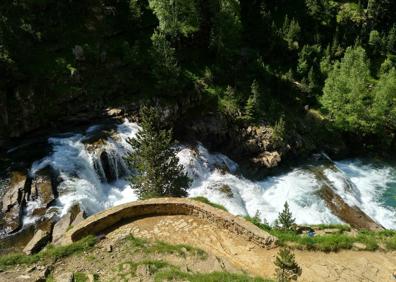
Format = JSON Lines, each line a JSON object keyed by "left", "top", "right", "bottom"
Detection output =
{"left": 2, "top": 119, "right": 396, "bottom": 235}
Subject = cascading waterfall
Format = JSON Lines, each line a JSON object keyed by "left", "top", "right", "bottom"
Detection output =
{"left": 11, "top": 119, "right": 396, "bottom": 230}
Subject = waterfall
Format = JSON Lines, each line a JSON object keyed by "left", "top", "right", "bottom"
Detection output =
{"left": 5, "top": 119, "right": 395, "bottom": 230}
{"left": 25, "top": 121, "right": 140, "bottom": 223}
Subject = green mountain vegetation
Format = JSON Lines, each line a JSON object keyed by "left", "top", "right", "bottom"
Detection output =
{"left": 1, "top": 0, "right": 396, "bottom": 152}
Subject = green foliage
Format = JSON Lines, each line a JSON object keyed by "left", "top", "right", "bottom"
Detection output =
{"left": 0, "top": 236, "right": 97, "bottom": 268}
{"left": 311, "top": 224, "right": 351, "bottom": 232}
{"left": 42, "top": 235, "right": 97, "bottom": 260}
{"left": 271, "top": 117, "right": 286, "bottom": 147}
{"left": 2, "top": 0, "right": 396, "bottom": 154}
{"left": 209, "top": 0, "right": 242, "bottom": 58}
{"left": 148, "top": 0, "right": 199, "bottom": 37}
{"left": 192, "top": 196, "right": 228, "bottom": 211}
{"left": 282, "top": 15, "right": 301, "bottom": 49}
{"left": 368, "top": 30, "right": 382, "bottom": 54}
{"left": 372, "top": 68, "right": 396, "bottom": 131}
{"left": 125, "top": 235, "right": 207, "bottom": 259}
{"left": 274, "top": 248, "right": 302, "bottom": 282}
{"left": 244, "top": 80, "right": 261, "bottom": 122}
{"left": 275, "top": 202, "right": 295, "bottom": 230}
{"left": 74, "top": 272, "right": 89, "bottom": 282}
{"left": 155, "top": 269, "right": 272, "bottom": 282}
{"left": 117, "top": 259, "right": 175, "bottom": 280}
{"left": 150, "top": 30, "right": 181, "bottom": 94}
{"left": 245, "top": 211, "right": 272, "bottom": 231}
{"left": 251, "top": 222, "right": 396, "bottom": 252}
{"left": 386, "top": 25, "right": 396, "bottom": 54}
{"left": 336, "top": 3, "right": 365, "bottom": 24}
{"left": 320, "top": 46, "right": 375, "bottom": 133}
{"left": 126, "top": 106, "right": 191, "bottom": 199}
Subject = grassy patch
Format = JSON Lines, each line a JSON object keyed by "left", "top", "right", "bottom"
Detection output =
{"left": 42, "top": 235, "right": 97, "bottom": 261}
{"left": 0, "top": 235, "right": 97, "bottom": 268}
{"left": 74, "top": 272, "right": 88, "bottom": 282}
{"left": 311, "top": 224, "right": 351, "bottom": 232}
{"left": 116, "top": 259, "right": 176, "bottom": 280}
{"left": 191, "top": 196, "right": 228, "bottom": 211}
{"left": 126, "top": 235, "right": 207, "bottom": 259}
{"left": 247, "top": 218, "right": 396, "bottom": 252}
{"left": 116, "top": 259, "right": 273, "bottom": 282}
{"left": 154, "top": 269, "right": 273, "bottom": 282}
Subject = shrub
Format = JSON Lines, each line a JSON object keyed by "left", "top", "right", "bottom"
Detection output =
{"left": 274, "top": 248, "right": 302, "bottom": 282}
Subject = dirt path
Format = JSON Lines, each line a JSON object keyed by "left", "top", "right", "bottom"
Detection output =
{"left": 107, "top": 215, "right": 396, "bottom": 282}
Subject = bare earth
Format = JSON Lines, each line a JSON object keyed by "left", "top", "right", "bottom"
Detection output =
{"left": 107, "top": 215, "right": 396, "bottom": 282}
{"left": 1, "top": 214, "right": 396, "bottom": 281}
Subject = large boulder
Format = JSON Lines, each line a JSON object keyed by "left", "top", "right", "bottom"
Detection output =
{"left": 23, "top": 229, "right": 50, "bottom": 255}
{"left": 52, "top": 204, "right": 85, "bottom": 244}
{"left": 251, "top": 151, "right": 281, "bottom": 168}
{"left": 30, "top": 167, "right": 57, "bottom": 208}
{"left": 1, "top": 171, "right": 27, "bottom": 233}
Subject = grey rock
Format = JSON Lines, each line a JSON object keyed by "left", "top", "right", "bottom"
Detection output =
{"left": 23, "top": 229, "right": 50, "bottom": 255}
{"left": 52, "top": 204, "right": 82, "bottom": 244}
{"left": 54, "top": 272, "right": 74, "bottom": 282}
{"left": 2, "top": 171, "right": 27, "bottom": 233}
{"left": 30, "top": 167, "right": 56, "bottom": 208}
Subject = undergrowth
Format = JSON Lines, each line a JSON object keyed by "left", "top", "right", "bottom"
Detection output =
{"left": 0, "top": 235, "right": 97, "bottom": 268}
{"left": 245, "top": 217, "right": 396, "bottom": 252}
{"left": 126, "top": 235, "right": 208, "bottom": 259}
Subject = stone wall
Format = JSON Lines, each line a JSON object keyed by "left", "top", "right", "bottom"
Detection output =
{"left": 61, "top": 198, "right": 277, "bottom": 249}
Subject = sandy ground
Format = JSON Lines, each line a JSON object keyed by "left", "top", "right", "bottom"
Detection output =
{"left": 108, "top": 215, "right": 396, "bottom": 282}
{"left": 1, "top": 214, "right": 396, "bottom": 281}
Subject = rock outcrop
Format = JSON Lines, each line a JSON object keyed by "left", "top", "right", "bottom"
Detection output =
{"left": 52, "top": 204, "right": 86, "bottom": 244}
{"left": 23, "top": 229, "right": 50, "bottom": 255}
{"left": 29, "top": 167, "right": 57, "bottom": 208}
{"left": 1, "top": 171, "right": 28, "bottom": 233}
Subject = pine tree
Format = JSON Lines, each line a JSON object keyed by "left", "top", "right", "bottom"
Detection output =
{"left": 276, "top": 202, "right": 295, "bottom": 230}
{"left": 244, "top": 80, "right": 261, "bottom": 122}
{"left": 274, "top": 248, "right": 302, "bottom": 282}
{"left": 126, "top": 106, "right": 191, "bottom": 199}
{"left": 150, "top": 29, "right": 180, "bottom": 94}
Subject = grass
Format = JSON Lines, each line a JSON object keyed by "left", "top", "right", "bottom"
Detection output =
{"left": 74, "top": 272, "right": 88, "bottom": 282}
{"left": 191, "top": 196, "right": 228, "bottom": 211}
{"left": 311, "top": 224, "right": 351, "bottom": 232}
{"left": 154, "top": 269, "right": 273, "bottom": 282}
{"left": 116, "top": 259, "right": 273, "bottom": 282}
{"left": 116, "top": 259, "right": 177, "bottom": 281}
{"left": 245, "top": 216, "right": 396, "bottom": 252}
{"left": 0, "top": 235, "right": 97, "bottom": 268}
{"left": 126, "top": 235, "right": 208, "bottom": 259}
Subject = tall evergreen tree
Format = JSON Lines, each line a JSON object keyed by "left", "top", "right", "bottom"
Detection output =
{"left": 276, "top": 201, "right": 295, "bottom": 230}
{"left": 320, "top": 46, "right": 374, "bottom": 133}
{"left": 126, "top": 106, "right": 191, "bottom": 199}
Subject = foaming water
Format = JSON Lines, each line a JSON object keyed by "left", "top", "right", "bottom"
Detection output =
{"left": 27, "top": 120, "right": 140, "bottom": 220}
{"left": 178, "top": 145, "right": 341, "bottom": 225}
{"left": 14, "top": 120, "right": 396, "bottom": 230}
{"left": 330, "top": 160, "right": 396, "bottom": 229}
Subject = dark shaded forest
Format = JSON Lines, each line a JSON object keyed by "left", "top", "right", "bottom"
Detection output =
{"left": 1, "top": 0, "right": 396, "bottom": 153}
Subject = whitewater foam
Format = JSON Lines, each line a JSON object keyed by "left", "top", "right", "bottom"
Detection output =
{"left": 20, "top": 120, "right": 396, "bottom": 230}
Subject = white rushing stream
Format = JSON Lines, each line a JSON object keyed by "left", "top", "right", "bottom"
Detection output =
{"left": 23, "top": 120, "right": 396, "bottom": 229}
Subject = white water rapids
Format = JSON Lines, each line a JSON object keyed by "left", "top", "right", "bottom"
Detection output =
{"left": 22, "top": 120, "right": 396, "bottom": 229}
